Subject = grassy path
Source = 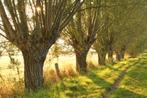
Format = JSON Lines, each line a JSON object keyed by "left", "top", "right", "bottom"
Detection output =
{"left": 71, "top": 53, "right": 147, "bottom": 98}
{"left": 109, "top": 53, "right": 147, "bottom": 98}
{"left": 23, "top": 53, "right": 147, "bottom": 98}
{"left": 1, "top": 53, "right": 147, "bottom": 98}
{"left": 101, "top": 60, "right": 139, "bottom": 98}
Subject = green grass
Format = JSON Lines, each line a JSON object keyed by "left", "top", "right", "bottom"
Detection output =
{"left": 2, "top": 53, "right": 147, "bottom": 98}
{"left": 110, "top": 54, "right": 147, "bottom": 98}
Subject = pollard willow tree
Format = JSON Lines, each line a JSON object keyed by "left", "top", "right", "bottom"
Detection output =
{"left": 112, "top": 0, "right": 147, "bottom": 61}
{"left": 64, "top": 0, "right": 100, "bottom": 73}
{"left": 94, "top": 0, "right": 147, "bottom": 63}
{"left": 93, "top": 0, "right": 113, "bottom": 65}
{"left": 0, "top": 0, "right": 83, "bottom": 91}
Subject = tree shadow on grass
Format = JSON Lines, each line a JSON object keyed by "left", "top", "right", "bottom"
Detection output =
{"left": 124, "top": 63, "right": 147, "bottom": 90}
{"left": 110, "top": 59, "right": 147, "bottom": 98}
{"left": 87, "top": 71, "right": 112, "bottom": 90}
{"left": 87, "top": 70, "right": 147, "bottom": 98}
{"left": 105, "top": 59, "right": 140, "bottom": 73}
{"left": 105, "top": 65, "right": 122, "bottom": 72}
{"left": 62, "top": 78, "right": 89, "bottom": 98}
{"left": 110, "top": 88, "right": 147, "bottom": 98}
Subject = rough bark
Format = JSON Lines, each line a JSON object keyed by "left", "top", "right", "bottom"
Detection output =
{"left": 121, "top": 51, "right": 125, "bottom": 59}
{"left": 121, "top": 47, "right": 125, "bottom": 59}
{"left": 75, "top": 50, "right": 88, "bottom": 73}
{"left": 108, "top": 47, "right": 113, "bottom": 64}
{"left": 0, "top": 0, "right": 83, "bottom": 91}
{"left": 98, "top": 50, "right": 107, "bottom": 65}
{"left": 116, "top": 48, "right": 125, "bottom": 61}
{"left": 116, "top": 52, "right": 121, "bottom": 61}
{"left": 21, "top": 44, "right": 49, "bottom": 91}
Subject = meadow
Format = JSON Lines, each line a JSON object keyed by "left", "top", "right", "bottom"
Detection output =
{"left": 0, "top": 52, "right": 147, "bottom": 98}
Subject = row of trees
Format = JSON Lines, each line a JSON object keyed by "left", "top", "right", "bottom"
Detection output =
{"left": 93, "top": 0, "right": 147, "bottom": 64}
{"left": 0, "top": 0, "right": 147, "bottom": 91}
{"left": 63, "top": 0, "right": 147, "bottom": 73}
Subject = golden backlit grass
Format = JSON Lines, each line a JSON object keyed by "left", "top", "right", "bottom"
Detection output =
{"left": 0, "top": 53, "right": 147, "bottom": 98}
{"left": 0, "top": 53, "right": 97, "bottom": 97}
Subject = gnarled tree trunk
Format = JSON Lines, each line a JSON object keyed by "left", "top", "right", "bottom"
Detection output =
{"left": 98, "top": 50, "right": 107, "bottom": 65}
{"left": 75, "top": 50, "right": 88, "bottom": 73}
{"left": 116, "top": 48, "right": 125, "bottom": 61}
{"left": 21, "top": 44, "right": 49, "bottom": 91}
{"left": 121, "top": 51, "right": 125, "bottom": 59}
{"left": 108, "top": 45, "right": 113, "bottom": 64}
{"left": 116, "top": 52, "right": 121, "bottom": 61}
{"left": 0, "top": 0, "right": 83, "bottom": 91}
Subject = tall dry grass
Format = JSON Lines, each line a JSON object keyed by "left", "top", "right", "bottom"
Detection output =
{"left": 0, "top": 53, "right": 98, "bottom": 97}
